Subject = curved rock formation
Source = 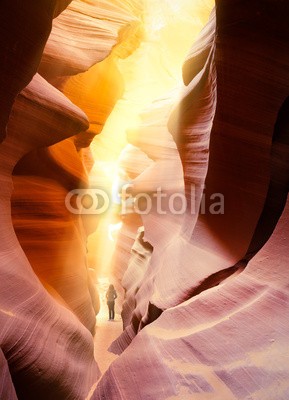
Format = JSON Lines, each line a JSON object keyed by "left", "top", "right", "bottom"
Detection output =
{"left": 108, "top": 9, "right": 216, "bottom": 352}
{"left": 119, "top": 227, "right": 153, "bottom": 329}
{"left": 40, "top": 0, "right": 144, "bottom": 79}
{"left": 96, "top": 0, "right": 215, "bottom": 347}
{"left": 1, "top": 0, "right": 147, "bottom": 396}
{"left": 97, "top": 198, "right": 289, "bottom": 399}
{"left": 12, "top": 139, "right": 99, "bottom": 332}
{"left": 0, "top": 0, "right": 72, "bottom": 142}
{"left": 2, "top": 0, "right": 289, "bottom": 398}
{"left": 95, "top": 1, "right": 289, "bottom": 398}
{"left": 0, "top": 73, "right": 100, "bottom": 398}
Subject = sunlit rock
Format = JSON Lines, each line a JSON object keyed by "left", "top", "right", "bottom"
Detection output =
{"left": 109, "top": 10, "right": 215, "bottom": 352}
{"left": 12, "top": 139, "right": 99, "bottom": 332}
{"left": 95, "top": 1, "right": 289, "bottom": 399}
{"left": 61, "top": 56, "right": 125, "bottom": 137}
{"left": 107, "top": 91, "right": 186, "bottom": 351}
{"left": 2, "top": 0, "right": 289, "bottom": 398}
{"left": 40, "top": 0, "right": 144, "bottom": 78}
{"left": 94, "top": 0, "right": 215, "bottom": 349}
{"left": 114, "top": 226, "right": 153, "bottom": 331}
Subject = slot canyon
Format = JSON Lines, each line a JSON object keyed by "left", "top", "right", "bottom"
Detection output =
{"left": 1, "top": 0, "right": 289, "bottom": 399}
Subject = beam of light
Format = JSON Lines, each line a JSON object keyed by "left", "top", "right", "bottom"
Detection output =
{"left": 84, "top": 0, "right": 214, "bottom": 278}
{"left": 108, "top": 222, "right": 123, "bottom": 242}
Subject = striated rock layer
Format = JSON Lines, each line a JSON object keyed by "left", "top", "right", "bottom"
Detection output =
{"left": 12, "top": 139, "right": 99, "bottom": 333}
{"left": 102, "top": 0, "right": 215, "bottom": 349}
{"left": 97, "top": 198, "right": 289, "bottom": 399}
{"left": 1, "top": 0, "right": 289, "bottom": 398}
{"left": 109, "top": 7, "right": 216, "bottom": 353}
{"left": 95, "top": 1, "right": 289, "bottom": 399}
{"left": 1, "top": 0, "right": 144, "bottom": 398}
{"left": 0, "top": 73, "right": 100, "bottom": 398}
{"left": 0, "top": 348, "right": 18, "bottom": 400}
{"left": 40, "top": 0, "right": 144, "bottom": 79}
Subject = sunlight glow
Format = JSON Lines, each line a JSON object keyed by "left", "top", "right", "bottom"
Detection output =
{"left": 82, "top": 0, "right": 214, "bottom": 278}
{"left": 108, "top": 222, "right": 123, "bottom": 242}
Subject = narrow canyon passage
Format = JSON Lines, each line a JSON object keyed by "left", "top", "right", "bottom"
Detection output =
{"left": 1, "top": 1, "right": 289, "bottom": 399}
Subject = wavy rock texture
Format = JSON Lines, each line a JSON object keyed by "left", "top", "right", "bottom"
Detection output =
{"left": 89, "top": 144, "right": 152, "bottom": 314}
{"left": 108, "top": 91, "right": 186, "bottom": 351}
{"left": 118, "top": 227, "right": 153, "bottom": 329}
{"left": 84, "top": 2, "right": 216, "bottom": 318}
{"left": 0, "top": 73, "right": 101, "bottom": 398}
{"left": 12, "top": 139, "right": 99, "bottom": 333}
{"left": 108, "top": 9, "right": 216, "bottom": 353}
{"left": 2, "top": 0, "right": 289, "bottom": 399}
{"left": 83, "top": 0, "right": 211, "bottom": 295}
{"left": 60, "top": 55, "right": 125, "bottom": 138}
{"left": 97, "top": 198, "right": 289, "bottom": 399}
{"left": 0, "top": 0, "right": 72, "bottom": 142}
{"left": 41, "top": 2, "right": 145, "bottom": 159}
{"left": 95, "top": 1, "right": 289, "bottom": 399}
{"left": 0, "top": 0, "right": 146, "bottom": 396}
{"left": 99, "top": 0, "right": 215, "bottom": 349}
{"left": 0, "top": 348, "right": 18, "bottom": 400}
{"left": 40, "top": 0, "right": 144, "bottom": 79}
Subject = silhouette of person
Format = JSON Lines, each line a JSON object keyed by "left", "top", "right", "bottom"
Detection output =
{"left": 106, "top": 284, "right": 117, "bottom": 320}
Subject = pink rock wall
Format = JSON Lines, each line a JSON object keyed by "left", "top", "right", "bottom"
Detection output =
{"left": 0, "top": 348, "right": 18, "bottom": 400}
{"left": 95, "top": 1, "right": 289, "bottom": 399}
{"left": 1, "top": 0, "right": 289, "bottom": 398}
{"left": 97, "top": 198, "right": 289, "bottom": 399}
{"left": 109, "top": 9, "right": 216, "bottom": 352}
{"left": 0, "top": 72, "right": 100, "bottom": 398}
{"left": 0, "top": 0, "right": 144, "bottom": 396}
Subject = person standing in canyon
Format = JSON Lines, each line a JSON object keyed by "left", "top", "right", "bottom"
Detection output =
{"left": 106, "top": 284, "right": 117, "bottom": 320}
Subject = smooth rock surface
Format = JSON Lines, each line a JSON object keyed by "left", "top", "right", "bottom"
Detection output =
{"left": 0, "top": 73, "right": 100, "bottom": 399}
{"left": 94, "top": 2, "right": 289, "bottom": 399}
{"left": 0, "top": 0, "right": 72, "bottom": 142}
{"left": 96, "top": 198, "right": 289, "bottom": 399}
{"left": 40, "top": 0, "right": 144, "bottom": 78}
